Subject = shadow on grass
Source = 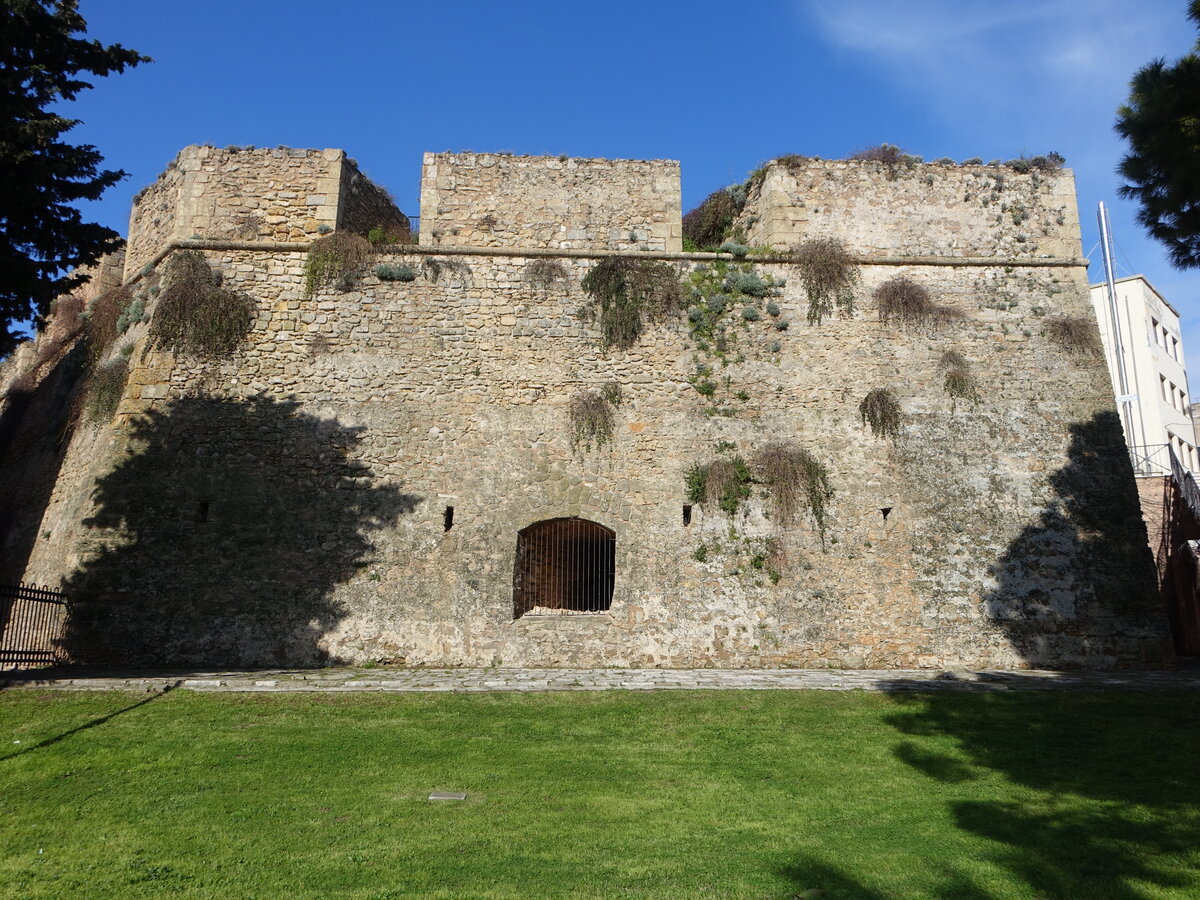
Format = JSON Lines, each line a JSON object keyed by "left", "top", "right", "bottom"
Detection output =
{"left": 781, "top": 686, "right": 1200, "bottom": 899}
{"left": 781, "top": 415, "right": 1189, "bottom": 898}
{"left": 0, "top": 681, "right": 178, "bottom": 763}
{"left": 60, "top": 396, "right": 419, "bottom": 667}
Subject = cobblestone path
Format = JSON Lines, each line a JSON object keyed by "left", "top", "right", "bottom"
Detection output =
{"left": 3, "top": 666, "right": 1200, "bottom": 693}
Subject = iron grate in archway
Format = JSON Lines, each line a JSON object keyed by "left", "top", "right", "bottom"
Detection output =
{"left": 513, "top": 517, "right": 615, "bottom": 617}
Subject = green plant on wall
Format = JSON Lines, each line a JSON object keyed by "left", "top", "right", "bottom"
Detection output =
{"left": 684, "top": 261, "right": 785, "bottom": 357}
{"left": 149, "top": 250, "right": 256, "bottom": 359}
{"left": 374, "top": 264, "right": 417, "bottom": 282}
{"left": 793, "top": 238, "right": 858, "bottom": 324}
{"left": 938, "top": 350, "right": 979, "bottom": 408}
{"left": 304, "top": 231, "right": 373, "bottom": 297}
{"left": 859, "top": 388, "right": 903, "bottom": 442}
{"left": 568, "top": 388, "right": 618, "bottom": 451}
{"left": 580, "top": 257, "right": 682, "bottom": 350}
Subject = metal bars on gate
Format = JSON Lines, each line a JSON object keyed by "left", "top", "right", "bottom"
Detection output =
{"left": 513, "top": 518, "right": 615, "bottom": 617}
{"left": 0, "top": 582, "right": 68, "bottom": 668}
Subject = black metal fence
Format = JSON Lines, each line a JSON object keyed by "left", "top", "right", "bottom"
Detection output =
{"left": 0, "top": 582, "right": 68, "bottom": 668}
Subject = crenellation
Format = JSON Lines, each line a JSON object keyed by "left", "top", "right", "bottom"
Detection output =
{"left": 419, "top": 152, "right": 683, "bottom": 252}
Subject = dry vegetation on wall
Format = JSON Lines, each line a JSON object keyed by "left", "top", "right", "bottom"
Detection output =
{"left": 685, "top": 442, "right": 834, "bottom": 538}
{"left": 525, "top": 259, "right": 569, "bottom": 290}
{"left": 150, "top": 251, "right": 256, "bottom": 359}
{"left": 567, "top": 389, "right": 619, "bottom": 451}
{"left": 81, "top": 285, "right": 134, "bottom": 364}
{"left": 875, "top": 276, "right": 963, "bottom": 330}
{"left": 682, "top": 187, "right": 746, "bottom": 250}
{"left": 580, "top": 258, "right": 683, "bottom": 350}
{"left": 753, "top": 443, "right": 834, "bottom": 536}
{"left": 849, "top": 144, "right": 923, "bottom": 179}
{"left": 793, "top": 238, "right": 859, "bottom": 325}
{"left": 84, "top": 359, "right": 129, "bottom": 422}
{"left": 939, "top": 350, "right": 980, "bottom": 406}
{"left": 305, "top": 232, "right": 373, "bottom": 296}
{"left": 1045, "top": 315, "right": 1103, "bottom": 357}
{"left": 859, "top": 388, "right": 903, "bottom": 442}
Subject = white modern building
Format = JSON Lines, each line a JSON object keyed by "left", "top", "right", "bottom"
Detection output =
{"left": 1089, "top": 274, "right": 1198, "bottom": 474}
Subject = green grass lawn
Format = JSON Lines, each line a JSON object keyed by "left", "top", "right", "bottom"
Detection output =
{"left": 1, "top": 687, "right": 1198, "bottom": 899}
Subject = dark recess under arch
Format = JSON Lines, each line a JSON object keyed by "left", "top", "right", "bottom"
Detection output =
{"left": 513, "top": 517, "right": 615, "bottom": 617}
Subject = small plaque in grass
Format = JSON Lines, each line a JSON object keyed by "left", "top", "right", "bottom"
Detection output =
{"left": 428, "top": 792, "right": 466, "bottom": 801}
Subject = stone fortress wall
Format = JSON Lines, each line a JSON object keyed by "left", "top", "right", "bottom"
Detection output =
{"left": 419, "top": 153, "right": 682, "bottom": 252}
{"left": 742, "top": 157, "right": 1082, "bottom": 260}
{"left": 5, "top": 145, "right": 1173, "bottom": 670}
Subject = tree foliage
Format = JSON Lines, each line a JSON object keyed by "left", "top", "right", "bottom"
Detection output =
{"left": 1115, "top": 1, "right": 1200, "bottom": 269}
{"left": 0, "top": 1, "right": 149, "bottom": 352}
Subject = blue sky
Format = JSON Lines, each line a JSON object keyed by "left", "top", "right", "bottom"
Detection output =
{"left": 60, "top": 0, "right": 1199, "bottom": 383}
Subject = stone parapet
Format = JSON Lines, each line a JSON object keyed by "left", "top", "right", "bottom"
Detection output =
{"left": 739, "top": 157, "right": 1081, "bottom": 260}
{"left": 125, "top": 146, "right": 404, "bottom": 277}
{"left": 419, "top": 152, "right": 682, "bottom": 252}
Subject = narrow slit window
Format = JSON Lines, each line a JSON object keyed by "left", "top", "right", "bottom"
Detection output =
{"left": 683, "top": 504, "right": 692, "bottom": 526}
{"left": 443, "top": 506, "right": 454, "bottom": 532}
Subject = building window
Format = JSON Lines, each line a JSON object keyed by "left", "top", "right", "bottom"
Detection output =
{"left": 513, "top": 517, "right": 615, "bottom": 617}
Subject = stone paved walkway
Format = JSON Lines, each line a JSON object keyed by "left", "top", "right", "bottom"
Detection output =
{"left": 3, "top": 666, "right": 1200, "bottom": 693}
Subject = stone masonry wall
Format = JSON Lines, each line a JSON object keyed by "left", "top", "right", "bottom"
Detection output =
{"left": 125, "top": 147, "right": 365, "bottom": 277}
{"left": 337, "top": 158, "right": 410, "bottom": 237}
{"left": 739, "top": 158, "right": 1081, "bottom": 260}
{"left": 14, "top": 149, "right": 1172, "bottom": 671}
{"left": 22, "top": 254, "right": 1169, "bottom": 669}
{"left": 419, "top": 153, "right": 683, "bottom": 252}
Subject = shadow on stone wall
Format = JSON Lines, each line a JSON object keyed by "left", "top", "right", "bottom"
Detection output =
{"left": 983, "top": 411, "right": 1169, "bottom": 667}
{"left": 0, "top": 343, "right": 88, "bottom": 585}
{"left": 780, "top": 684, "right": 1200, "bottom": 898}
{"left": 60, "top": 396, "right": 419, "bottom": 666}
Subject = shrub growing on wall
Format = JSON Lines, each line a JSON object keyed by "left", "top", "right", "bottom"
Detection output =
{"left": 568, "top": 389, "right": 617, "bottom": 451}
{"left": 150, "top": 251, "right": 256, "bottom": 359}
{"left": 1045, "top": 315, "right": 1103, "bottom": 356}
{"left": 683, "top": 187, "right": 745, "bottom": 250}
{"left": 84, "top": 358, "right": 129, "bottom": 422}
{"left": 525, "top": 259, "right": 569, "bottom": 290}
{"left": 793, "top": 238, "right": 859, "bottom": 325}
{"left": 875, "top": 276, "right": 963, "bottom": 330}
{"left": 686, "top": 443, "right": 833, "bottom": 536}
{"left": 753, "top": 443, "right": 834, "bottom": 537}
{"left": 859, "top": 387, "right": 903, "bottom": 442}
{"left": 81, "top": 285, "right": 134, "bottom": 364}
{"left": 580, "top": 257, "right": 682, "bottom": 350}
{"left": 938, "top": 350, "right": 979, "bottom": 407}
{"left": 304, "top": 231, "right": 373, "bottom": 297}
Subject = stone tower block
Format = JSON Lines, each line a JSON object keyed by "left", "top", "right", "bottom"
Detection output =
{"left": 419, "top": 152, "right": 683, "bottom": 252}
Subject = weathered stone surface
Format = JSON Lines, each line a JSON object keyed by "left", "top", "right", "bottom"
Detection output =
{"left": 420, "top": 153, "right": 682, "bottom": 252}
{"left": 3, "top": 149, "right": 1173, "bottom": 672}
